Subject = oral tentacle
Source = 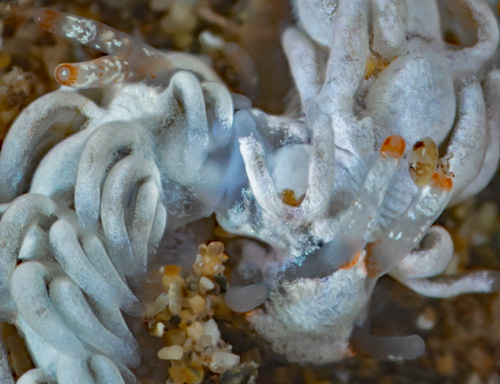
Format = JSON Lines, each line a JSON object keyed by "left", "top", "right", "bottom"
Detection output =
{"left": 392, "top": 225, "right": 454, "bottom": 279}
{"left": 394, "top": 270, "right": 500, "bottom": 298}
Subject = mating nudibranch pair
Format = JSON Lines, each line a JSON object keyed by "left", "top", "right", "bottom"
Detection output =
{"left": 0, "top": 1, "right": 500, "bottom": 383}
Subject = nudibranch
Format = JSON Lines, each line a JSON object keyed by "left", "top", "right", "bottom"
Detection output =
{"left": 0, "top": 1, "right": 498, "bottom": 383}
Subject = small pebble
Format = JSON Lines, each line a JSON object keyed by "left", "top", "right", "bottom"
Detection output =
{"left": 213, "top": 351, "right": 240, "bottom": 369}
{"left": 163, "top": 328, "right": 187, "bottom": 346}
{"left": 188, "top": 295, "right": 206, "bottom": 314}
{"left": 199, "top": 276, "right": 215, "bottom": 293}
{"left": 170, "top": 315, "right": 182, "bottom": 326}
{"left": 168, "top": 282, "right": 183, "bottom": 316}
{"left": 187, "top": 321, "right": 204, "bottom": 341}
{"left": 203, "top": 319, "right": 221, "bottom": 346}
{"left": 220, "top": 362, "right": 259, "bottom": 384}
{"left": 158, "top": 345, "right": 184, "bottom": 360}
{"left": 146, "top": 292, "right": 169, "bottom": 318}
{"left": 416, "top": 306, "right": 437, "bottom": 331}
{"left": 145, "top": 242, "right": 252, "bottom": 381}
{"left": 183, "top": 337, "right": 194, "bottom": 353}
{"left": 151, "top": 322, "right": 165, "bottom": 337}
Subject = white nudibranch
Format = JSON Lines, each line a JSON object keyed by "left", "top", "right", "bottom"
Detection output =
{"left": 0, "top": 1, "right": 499, "bottom": 382}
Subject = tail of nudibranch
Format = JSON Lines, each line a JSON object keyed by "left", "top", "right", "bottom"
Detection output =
{"left": 220, "top": 0, "right": 500, "bottom": 365}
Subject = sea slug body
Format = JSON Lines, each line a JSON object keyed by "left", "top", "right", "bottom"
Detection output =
{"left": 0, "top": 1, "right": 499, "bottom": 382}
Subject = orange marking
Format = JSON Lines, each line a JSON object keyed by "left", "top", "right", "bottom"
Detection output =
{"left": 380, "top": 135, "right": 405, "bottom": 159}
{"left": 35, "top": 9, "right": 59, "bottom": 30}
{"left": 55, "top": 64, "right": 79, "bottom": 86}
{"left": 364, "top": 54, "right": 391, "bottom": 79}
{"left": 339, "top": 251, "right": 361, "bottom": 270}
{"left": 443, "top": 30, "right": 460, "bottom": 45}
{"left": 364, "top": 241, "right": 380, "bottom": 278}
{"left": 430, "top": 171, "right": 453, "bottom": 191}
{"left": 281, "top": 189, "right": 305, "bottom": 207}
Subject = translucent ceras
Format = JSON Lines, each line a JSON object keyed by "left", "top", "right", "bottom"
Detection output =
{"left": 221, "top": 0, "right": 500, "bottom": 363}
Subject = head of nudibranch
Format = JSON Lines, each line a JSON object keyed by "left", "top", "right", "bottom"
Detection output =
{"left": 223, "top": 116, "right": 500, "bottom": 363}
{"left": 222, "top": 131, "right": 448, "bottom": 363}
{"left": 221, "top": 0, "right": 500, "bottom": 364}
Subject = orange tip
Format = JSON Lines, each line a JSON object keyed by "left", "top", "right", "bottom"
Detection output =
{"left": 380, "top": 135, "right": 405, "bottom": 159}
